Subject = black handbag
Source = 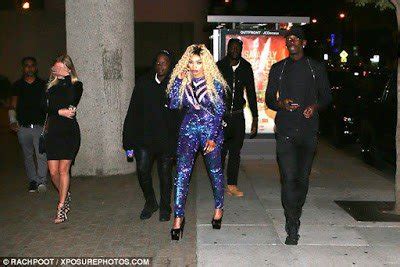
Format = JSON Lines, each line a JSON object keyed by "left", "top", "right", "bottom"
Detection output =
{"left": 39, "top": 113, "right": 48, "bottom": 154}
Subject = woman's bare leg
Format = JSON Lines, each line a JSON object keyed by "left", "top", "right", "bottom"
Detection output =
{"left": 48, "top": 160, "right": 61, "bottom": 191}
{"left": 58, "top": 160, "right": 72, "bottom": 205}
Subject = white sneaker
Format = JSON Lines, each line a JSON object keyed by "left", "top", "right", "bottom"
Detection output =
{"left": 37, "top": 184, "right": 47, "bottom": 193}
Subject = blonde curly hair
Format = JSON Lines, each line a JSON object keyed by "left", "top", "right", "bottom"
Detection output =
{"left": 167, "top": 44, "right": 228, "bottom": 105}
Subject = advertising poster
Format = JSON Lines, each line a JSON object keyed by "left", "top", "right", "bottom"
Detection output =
{"left": 224, "top": 31, "right": 289, "bottom": 134}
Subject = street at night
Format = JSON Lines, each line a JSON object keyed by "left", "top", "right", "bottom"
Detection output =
{"left": 1, "top": 0, "right": 399, "bottom": 266}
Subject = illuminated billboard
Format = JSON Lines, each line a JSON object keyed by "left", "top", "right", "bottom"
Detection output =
{"left": 221, "top": 30, "right": 289, "bottom": 134}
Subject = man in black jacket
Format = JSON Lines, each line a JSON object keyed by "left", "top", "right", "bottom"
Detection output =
{"left": 217, "top": 38, "right": 258, "bottom": 197}
{"left": 123, "top": 50, "right": 180, "bottom": 222}
{"left": 266, "top": 26, "right": 332, "bottom": 245}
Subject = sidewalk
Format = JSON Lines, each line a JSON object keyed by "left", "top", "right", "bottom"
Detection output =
{"left": 1, "top": 104, "right": 400, "bottom": 266}
{"left": 196, "top": 142, "right": 400, "bottom": 266}
{"left": 0, "top": 112, "right": 197, "bottom": 266}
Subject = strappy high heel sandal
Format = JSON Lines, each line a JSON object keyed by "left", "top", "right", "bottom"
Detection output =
{"left": 64, "top": 192, "right": 71, "bottom": 214}
{"left": 170, "top": 217, "right": 185, "bottom": 241}
{"left": 54, "top": 202, "right": 67, "bottom": 224}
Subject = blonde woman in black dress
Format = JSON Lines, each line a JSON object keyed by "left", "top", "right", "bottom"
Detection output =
{"left": 45, "top": 54, "right": 82, "bottom": 223}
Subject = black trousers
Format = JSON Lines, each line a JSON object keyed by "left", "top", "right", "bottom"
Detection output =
{"left": 222, "top": 113, "right": 245, "bottom": 185}
{"left": 134, "top": 146, "right": 174, "bottom": 213}
{"left": 276, "top": 133, "right": 318, "bottom": 221}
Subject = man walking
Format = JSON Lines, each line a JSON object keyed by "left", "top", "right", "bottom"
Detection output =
{"left": 217, "top": 38, "right": 258, "bottom": 197}
{"left": 123, "top": 50, "right": 180, "bottom": 221}
{"left": 9, "top": 57, "right": 48, "bottom": 192}
{"left": 265, "top": 26, "right": 332, "bottom": 245}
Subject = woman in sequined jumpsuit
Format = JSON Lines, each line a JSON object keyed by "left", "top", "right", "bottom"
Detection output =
{"left": 167, "top": 44, "right": 228, "bottom": 239}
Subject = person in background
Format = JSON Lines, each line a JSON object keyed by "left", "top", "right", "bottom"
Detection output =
{"left": 9, "top": 57, "right": 47, "bottom": 193}
{"left": 217, "top": 38, "right": 258, "bottom": 197}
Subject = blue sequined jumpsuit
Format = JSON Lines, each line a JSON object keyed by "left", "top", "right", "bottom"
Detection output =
{"left": 168, "top": 76, "right": 225, "bottom": 217}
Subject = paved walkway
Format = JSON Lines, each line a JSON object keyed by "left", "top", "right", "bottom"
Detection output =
{"left": 0, "top": 109, "right": 196, "bottom": 266}
{"left": 1, "top": 107, "right": 400, "bottom": 266}
{"left": 196, "top": 141, "right": 400, "bottom": 266}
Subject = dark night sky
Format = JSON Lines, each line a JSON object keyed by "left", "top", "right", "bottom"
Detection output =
{"left": 209, "top": 0, "right": 397, "bottom": 66}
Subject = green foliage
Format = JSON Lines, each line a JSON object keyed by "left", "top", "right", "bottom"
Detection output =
{"left": 354, "top": 0, "right": 396, "bottom": 10}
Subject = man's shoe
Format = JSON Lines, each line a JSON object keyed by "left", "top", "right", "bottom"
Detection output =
{"left": 37, "top": 183, "right": 47, "bottom": 193}
{"left": 226, "top": 185, "right": 244, "bottom": 197}
{"left": 139, "top": 202, "right": 159, "bottom": 220}
{"left": 28, "top": 181, "right": 37, "bottom": 193}
{"left": 285, "top": 218, "right": 300, "bottom": 245}
{"left": 285, "top": 234, "right": 299, "bottom": 245}
{"left": 159, "top": 212, "right": 171, "bottom": 222}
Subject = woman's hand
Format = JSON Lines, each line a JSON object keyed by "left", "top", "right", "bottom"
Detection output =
{"left": 52, "top": 64, "right": 70, "bottom": 78}
{"left": 204, "top": 140, "right": 216, "bottom": 155}
{"left": 178, "top": 68, "right": 189, "bottom": 80}
{"left": 303, "top": 104, "right": 317, "bottom": 119}
{"left": 58, "top": 108, "right": 76, "bottom": 119}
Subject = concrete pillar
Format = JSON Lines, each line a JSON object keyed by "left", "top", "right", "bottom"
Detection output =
{"left": 65, "top": 0, "right": 135, "bottom": 176}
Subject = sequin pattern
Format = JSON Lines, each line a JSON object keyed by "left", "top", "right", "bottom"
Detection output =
{"left": 169, "top": 77, "right": 225, "bottom": 217}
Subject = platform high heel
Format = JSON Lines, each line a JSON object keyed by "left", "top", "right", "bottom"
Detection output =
{"left": 170, "top": 217, "right": 185, "bottom": 240}
{"left": 211, "top": 211, "right": 223, "bottom": 229}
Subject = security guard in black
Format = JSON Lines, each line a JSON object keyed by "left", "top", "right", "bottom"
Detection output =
{"left": 265, "top": 26, "right": 332, "bottom": 246}
{"left": 265, "top": 56, "right": 331, "bottom": 136}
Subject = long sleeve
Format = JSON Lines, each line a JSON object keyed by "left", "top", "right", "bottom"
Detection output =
{"left": 208, "top": 81, "right": 225, "bottom": 141}
{"left": 73, "top": 82, "right": 83, "bottom": 107}
{"left": 122, "top": 86, "right": 137, "bottom": 150}
{"left": 46, "top": 76, "right": 83, "bottom": 116}
{"left": 168, "top": 77, "right": 183, "bottom": 109}
{"left": 46, "top": 92, "right": 62, "bottom": 116}
{"left": 245, "top": 66, "right": 258, "bottom": 118}
{"left": 265, "top": 64, "right": 280, "bottom": 111}
{"left": 63, "top": 75, "right": 83, "bottom": 107}
{"left": 315, "top": 64, "right": 332, "bottom": 109}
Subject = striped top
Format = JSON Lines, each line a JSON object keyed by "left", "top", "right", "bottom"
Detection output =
{"left": 185, "top": 77, "right": 207, "bottom": 109}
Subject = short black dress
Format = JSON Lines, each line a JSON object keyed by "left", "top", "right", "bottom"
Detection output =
{"left": 45, "top": 76, "right": 83, "bottom": 160}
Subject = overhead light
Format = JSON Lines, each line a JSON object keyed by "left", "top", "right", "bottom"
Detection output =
{"left": 22, "top": 1, "right": 30, "bottom": 9}
{"left": 312, "top": 18, "right": 317, "bottom": 24}
{"left": 339, "top": 13, "right": 346, "bottom": 19}
{"left": 370, "top": 55, "right": 380, "bottom": 63}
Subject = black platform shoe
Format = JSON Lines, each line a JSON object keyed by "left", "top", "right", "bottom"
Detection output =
{"left": 170, "top": 217, "right": 185, "bottom": 241}
{"left": 211, "top": 212, "right": 223, "bottom": 229}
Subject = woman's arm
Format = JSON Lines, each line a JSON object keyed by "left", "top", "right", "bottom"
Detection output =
{"left": 63, "top": 75, "right": 83, "bottom": 107}
{"left": 73, "top": 82, "right": 83, "bottom": 107}
{"left": 168, "top": 77, "right": 183, "bottom": 110}
{"left": 208, "top": 81, "right": 225, "bottom": 142}
{"left": 45, "top": 90, "right": 63, "bottom": 116}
